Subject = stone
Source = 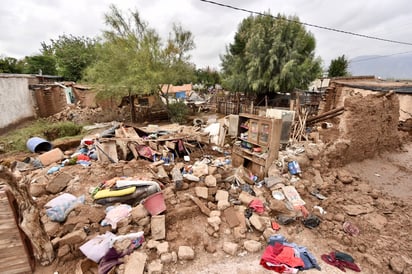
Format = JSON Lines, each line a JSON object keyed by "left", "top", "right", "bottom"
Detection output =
{"left": 46, "top": 172, "right": 72, "bottom": 194}
{"left": 249, "top": 214, "right": 265, "bottom": 231}
{"left": 57, "top": 245, "right": 70, "bottom": 257}
{"left": 156, "top": 241, "right": 169, "bottom": 255}
{"left": 58, "top": 230, "right": 87, "bottom": 245}
{"left": 263, "top": 228, "right": 276, "bottom": 241}
{"left": 138, "top": 216, "right": 150, "bottom": 226}
{"left": 238, "top": 191, "right": 254, "bottom": 205}
{"left": 265, "top": 176, "right": 284, "bottom": 188}
{"left": 171, "top": 251, "right": 178, "bottom": 262}
{"left": 337, "top": 169, "right": 354, "bottom": 184}
{"left": 195, "top": 186, "right": 209, "bottom": 199}
{"left": 147, "top": 259, "right": 163, "bottom": 274}
{"left": 313, "top": 170, "right": 323, "bottom": 186}
{"left": 178, "top": 246, "right": 195, "bottom": 260}
{"left": 243, "top": 240, "right": 262, "bottom": 253}
{"left": 208, "top": 166, "right": 217, "bottom": 175}
{"left": 205, "top": 175, "right": 217, "bottom": 187}
{"left": 160, "top": 253, "right": 174, "bottom": 263}
{"left": 151, "top": 215, "right": 166, "bottom": 240}
{"left": 333, "top": 213, "right": 345, "bottom": 222}
{"left": 217, "top": 200, "right": 230, "bottom": 210}
{"left": 343, "top": 204, "right": 374, "bottom": 216}
{"left": 210, "top": 210, "right": 221, "bottom": 217}
{"left": 30, "top": 183, "right": 47, "bottom": 197}
{"left": 223, "top": 242, "right": 238, "bottom": 256}
{"left": 44, "top": 221, "right": 60, "bottom": 237}
{"left": 223, "top": 207, "right": 241, "bottom": 228}
{"left": 207, "top": 216, "right": 221, "bottom": 231}
{"left": 38, "top": 148, "right": 64, "bottom": 166}
{"left": 206, "top": 226, "right": 215, "bottom": 236}
{"left": 131, "top": 204, "right": 149, "bottom": 220}
{"left": 215, "top": 190, "right": 229, "bottom": 201}
{"left": 389, "top": 256, "right": 406, "bottom": 274}
{"left": 233, "top": 227, "right": 246, "bottom": 241}
{"left": 146, "top": 239, "right": 160, "bottom": 249}
{"left": 124, "top": 252, "right": 147, "bottom": 274}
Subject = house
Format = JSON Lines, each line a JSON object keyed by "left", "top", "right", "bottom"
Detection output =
{"left": 161, "top": 84, "right": 193, "bottom": 100}
{"left": 322, "top": 76, "right": 412, "bottom": 121}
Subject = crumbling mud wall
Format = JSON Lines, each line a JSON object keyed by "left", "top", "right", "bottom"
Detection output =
{"left": 324, "top": 93, "right": 400, "bottom": 166}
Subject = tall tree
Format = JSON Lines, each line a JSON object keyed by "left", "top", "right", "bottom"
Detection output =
{"left": 41, "top": 35, "right": 97, "bottom": 81}
{"left": 195, "top": 67, "right": 221, "bottom": 87}
{"left": 0, "top": 56, "right": 24, "bottom": 73}
{"left": 84, "top": 5, "right": 195, "bottom": 121}
{"left": 328, "top": 55, "right": 349, "bottom": 77}
{"left": 221, "top": 14, "right": 322, "bottom": 93}
{"left": 22, "top": 54, "right": 57, "bottom": 75}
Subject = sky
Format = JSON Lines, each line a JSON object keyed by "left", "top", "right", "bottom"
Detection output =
{"left": 1, "top": 0, "right": 412, "bottom": 71}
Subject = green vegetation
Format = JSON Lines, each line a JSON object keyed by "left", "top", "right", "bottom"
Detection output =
{"left": 0, "top": 120, "right": 83, "bottom": 152}
{"left": 328, "top": 55, "right": 350, "bottom": 77}
{"left": 221, "top": 13, "right": 322, "bottom": 93}
{"left": 168, "top": 101, "right": 189, "bottom": 124}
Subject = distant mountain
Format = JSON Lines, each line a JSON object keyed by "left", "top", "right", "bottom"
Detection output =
{"left": 348, "top": 53, "right": 412, "bottom": 80}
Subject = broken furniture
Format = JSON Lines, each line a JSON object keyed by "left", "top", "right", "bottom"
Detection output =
{"left": 231, "top": 113, "right": 282, "bottom": 178}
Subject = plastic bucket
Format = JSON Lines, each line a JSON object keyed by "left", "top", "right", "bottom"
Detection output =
{"left": 26, "top": 137, "right": 52, "bottom": 153}
{"left": 142, "top": 192, "right": 166, "bottom": 216}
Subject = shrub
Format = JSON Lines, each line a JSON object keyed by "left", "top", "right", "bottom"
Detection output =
{"left": 168, "top": 101, "right": 189, "bottom": 124}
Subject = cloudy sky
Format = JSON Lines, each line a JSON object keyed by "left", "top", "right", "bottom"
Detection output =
{"left": 1, "top": 0, "right": 412, "bottom": 71}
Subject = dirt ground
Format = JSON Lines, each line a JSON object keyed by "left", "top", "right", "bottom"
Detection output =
{"left": 1, "top": 100, "right": 412, "bottom": 274}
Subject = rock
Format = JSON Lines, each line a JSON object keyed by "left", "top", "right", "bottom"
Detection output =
{"left": 30, "top": 183, "right": 47, "bottom": 197}
{"left": 313, "top": 170, "right": 323, "bottom": 186}
{"left": 215, "top": 190, "right": 229, "bottom": 201}
{"left": 365, "top": 213, "right": 387, "bottom": 230}
{"left": 305, "top": 143, "right": 322, "bottom": 160}
{"left": 265, "top": 176, "right": 284, "bottom": 188}
{"left": 58, "top": 230, "right": 87, "bottom": 245}
{"left": 343, "top": 204, "right": 374, "bottom": 216}
{"left": 151, "top": 215, "right": 166, "bottom": 240}
{"left": 57, "top": 245, "right": 70, "bottom": 257}
{"left": 268, "top": 199, "right": 288, "bottom": 214}
{"left": 207, "top": 216, "right": 221, "bottom": 231}
{"left": 147, "top": 239, "right": 160, "bottom": 249}
{"left": 156, "top": 241, "right": 169, "bottom": 255}
{"left": 137, "top": 216, "right": 150, "bottom": 226}
{"left": 147, "top": 259, "right": 163, "bottom": 274}
{"left": 46, "top": 172, "right": 72, "bottom": 194}
{"left": 210, "top": 210, "right": 221, "bottom": 217}
{"left": 337, "top": 169, "right": 353, "bottom": 184}
{"left": 223, "top": 207, "right": 241, "bottom": 228}
{"left": 390, "top": 256, "right": 406, "bottom": 274}
{"left": 44, "top": 221, "right": 60, "bottom": 237}
{"left": 223, "top": 242, "right": 238, "bottom": 256}
{"left": 178, "top": 246, "right": 195, "bottom": 260}
{"left": 233, "top": 227, "right": 246, "bottom": 241}
{"left": 263, "top": 228, "right": 276, "bottom": 240}
{"left": 160, "top": 252, "right": 174, "bottom": 263}
{"left": 204, "top": 239, "right": 217, "bottom": 253}
{"left": 239, "top": 191, "right": 254, "bottom": 205}
{"left": 243, "top": 240, "right": 262, "bottom": 253}
{"left": 333, "top": 213, "right": 345, "bottom": 222}
{"left": 208, "top": 166, "right": 217, "bottom": 175}
{"left": 217, "top": 200, "right": 230, "bottom": 210}
{"left": 131, "top": 204, "right": 149, "bottom": 220}
{"left": 205, "top": 175, "right": 217, "bottom": 187}
{"left": 249, "top": 214, "right": 265, "bottom": 231}
{"left": 124, "top": 252, "right": 147, "bottom": 274}
{"left": 195, "top": 186, "right": 209, "bottom": 199}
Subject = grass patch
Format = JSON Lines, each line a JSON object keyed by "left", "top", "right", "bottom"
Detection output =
{"left": 168, "top": 101, "right": 189, "bottom": 124}
{"left": 0, "top": 119, "right": 83, "bottom": 152}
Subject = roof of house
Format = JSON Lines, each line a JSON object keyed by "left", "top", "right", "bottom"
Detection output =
{"left": 161, "top": 84, "right": 193, "bottom": 94}
{"left": 330, "top": 77, "right": 412, "bottom": 94}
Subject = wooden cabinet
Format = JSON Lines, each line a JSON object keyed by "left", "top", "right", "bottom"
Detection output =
{"left": 232, "top": 113, "right": 282, "bottom": 179}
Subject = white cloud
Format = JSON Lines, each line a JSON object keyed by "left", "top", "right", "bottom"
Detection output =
{"left": 1, "top": 0, "right": 412, "bottom": 70}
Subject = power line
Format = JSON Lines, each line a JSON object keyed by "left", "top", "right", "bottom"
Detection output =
{"left": 350, "top": 50, "right": 412, "bottom": 63}
{"left": 199, "top": 0, "right": 412, "bottom": 46}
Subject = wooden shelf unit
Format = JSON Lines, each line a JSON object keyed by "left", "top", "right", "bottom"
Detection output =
{"left": 231, "top": 113, "right": 282, "bottom": 178}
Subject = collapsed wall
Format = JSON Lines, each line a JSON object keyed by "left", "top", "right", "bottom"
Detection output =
{"left": 324, "top": 93, "right": 400, "bottom": 166}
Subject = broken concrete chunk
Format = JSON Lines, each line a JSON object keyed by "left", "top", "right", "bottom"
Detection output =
{"left": 156, "top": 241, "right": 169, "bottom": 255}
{"left": 210, "top": 210, "right": 221, "bottom": 217}
{"left": 205, "top": 175, "right": 217, "bottom": 187}
{"left": 343, "top": 204, "right": 374, "bottom": 216}
{"left": 389, "top": 256, "right": 406, "bottom": 274}
{"left": 38, "top": 148, "right": 65, "bottom": 166}
{"left": 223, "top": 242, "right": 238, "bottom": 256}
{"left": 151, "top": 215, "right": 166, "bottom": 240}
{"left": 249, "top": 214, "right": 265, "bottom": 232}
{"left": 207, "top": 216, "right": 221, "bottom": 231}
{"left": 195, "top": 186, "right": 209, "bottom": 199}
{"left": 160, "top": 253, "right": 174, "bottom": 263}
{"left": 223, "top": 207, "right": 241, "bottom": 228}
{"left": 239, "top": 191, "right": 255, "bottom": 206}
{"left": 178, "top": 246, "right": 195, "bottom": 260}
{"left": 131, "top": 204, "right": 149, "bottom": 220}
{"left": 124, "top": 252, "right": 147, "bottom": 274}
{"left": 243, "top": 240, "right": 262, "bottom": 253}
{"left": 217, "top": 200, "right": 230, "bottom": 210}
{"left": 146, "top": 239, "right": 160, "bottom": 249}
{"left": 46, "top": 172, "right": 72, "bottom": 194}
{"left": 233, "top": 227, "right": 246, "bottom": 241}
{"left": 337, "top": 169, "right": 354, "bottom": 184}
{"left": 58, "top": 230, "right": 87, "bottom": 245}
{"left": 215, "top": 190, "right": 229, "bottom": 201}
{"left": 147, "top": 259, "right": 163, "bottom": 274}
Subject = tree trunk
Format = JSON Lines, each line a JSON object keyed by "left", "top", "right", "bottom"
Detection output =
{"left": 0, "top": 165, "right": 55, "bottom": 265}
{"left": 129, "top": 90, "right": 136, "bottom": 122}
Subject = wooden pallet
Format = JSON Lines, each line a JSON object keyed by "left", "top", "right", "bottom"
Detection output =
{"left": 0, "top": 186, "right": 35, "bottom": 274}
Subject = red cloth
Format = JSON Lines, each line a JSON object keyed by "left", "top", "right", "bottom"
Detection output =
{"left": 249, "top": 199, "right": 264, "bottom": 214}
{"left": 77, "top": 154, "right": 90, "bottom": 161}
{"left": 260, "top": 243, "right": 304, "bottom": 273}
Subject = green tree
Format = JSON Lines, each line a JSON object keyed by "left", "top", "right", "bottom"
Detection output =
{"left": 41, "top": 35, "right": 97, "bottom": 81}
{"left": 328, "top": 55, "right": 349, "bottom": 77}
{"left": 195, "top": 67, "right": 221, "bottom": 87}
{"left": 221, "top": 14, "right": 322, "bottom": 93}
{"left": 0, "top": 56, "right": 24, "bottom": 73}
{"left": 84, "top": 5, "right": 195, "bottom": 122}
{"left": 22, "top": 54, "right": 57, "bottom": 75}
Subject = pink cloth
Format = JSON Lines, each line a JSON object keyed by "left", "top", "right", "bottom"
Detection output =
{"left": 249, "top": 199, "right": 264, "bottom": 214}
{"left": 260, "top": 243, "right": 304, "bottom": 273}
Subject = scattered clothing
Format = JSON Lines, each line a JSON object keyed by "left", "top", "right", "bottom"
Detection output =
{"left": 101, "top": 204, "right": 132, "bottom": 229}
{"left": 302, "top": 215, "right": 321, "bottom": 229}
{"left": 261, "top": 234, "right": 321, "bottom": 273}
{"left": 249, "top": 199, "right": 265, "bottom": 214}
{"left": 46, "top": 195, "right": 85, "bottom": 222}
{"left": 321, "top": 251, "right": 361, "bottom": 272}
{"left": 343, "top": 221, "right": 360, "bottom": 236}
